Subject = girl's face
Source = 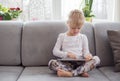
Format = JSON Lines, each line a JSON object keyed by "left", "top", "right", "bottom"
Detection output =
{"left": 68, "top": 27, "right": 81, "bottom": 35}
{"left": 67, "top": 20, "right": 84, "bottom": 36}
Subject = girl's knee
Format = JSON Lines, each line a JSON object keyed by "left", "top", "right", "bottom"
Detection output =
{"left": 48, "top": 59, "right": 58, "bottom": 66}
{"left": 93, "top": 56, "right": 100, "bottom": 65}
{"left": 48, "top": 59, "right": 60, "bottom": 71}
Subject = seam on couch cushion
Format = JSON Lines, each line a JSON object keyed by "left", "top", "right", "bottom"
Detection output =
{"left": 16, "top": 67, "right": 25, "bottom": 81}
{"left": 98, "top": 69, "right": 112, "bottom": 81}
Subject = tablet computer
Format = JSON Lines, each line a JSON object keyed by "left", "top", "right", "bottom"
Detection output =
{"left": 57, "top": 58, "right": 86, "bottom": 62}
{"left": 57, "top": 58, "right": 86, "bottom": 67}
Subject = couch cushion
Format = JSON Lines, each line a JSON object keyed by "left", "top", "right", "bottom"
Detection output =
{"left": 94, "top": 22, "right": 120, "bottom": 66}
{"left": 17, "top": 67, "right": 109, "bottom": 81}
{"left": 99, "top": 67, "right": 120, "bottom": 81}
{"left": 0, "top": 21, "right": 22, "bottom": 65}
{"left": 22, "top": 21, "right": 67, "bottom": 66}
{"left": 22, "top": 21, "right": 95, "bottom": 66}
{"left": 81, "top": 22, "right": 96, "bottom": 55}
{"left": 0, "top": 66, "right": 23, "bottom": 81}
{"left": 107, "top": 30, "right": 120, "bottom": 72}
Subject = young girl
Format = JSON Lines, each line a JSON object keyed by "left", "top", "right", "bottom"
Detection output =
{"left": 48, "top": 9, "right": 100, "bottom": 77}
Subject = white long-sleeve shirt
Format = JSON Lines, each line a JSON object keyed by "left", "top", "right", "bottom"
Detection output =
{"left": 53, "top": 32, "right": 91, "bottom": 59}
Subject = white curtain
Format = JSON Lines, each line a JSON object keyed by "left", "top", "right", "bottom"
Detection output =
{"left": 0, "top": 0, "right": 53, "bottom": 21}
{"left": 93, "top": 0, "right": 107, "bottom": 19}
{"left": 113, "top": 0, "right": 120, "bottom": 22}
{"left": 61, "top": 0, "right": 81, "bottom": 20}
{"left": 0, "top": 0, "right": 22, "bottom": 8}
{"left": 93, "top": 0, "right": 116, "bottom": 21}
{"left": 28, "top": 0, "right": 52, "bottom": 21}
{"left": 22, "top": 0, "right": 53, "bottom": 21}
{"left": 61, "top": 0, "right": 115, "bottom": 21}
{"left": 0, "top": 0, "right": 120, "bottom": 21}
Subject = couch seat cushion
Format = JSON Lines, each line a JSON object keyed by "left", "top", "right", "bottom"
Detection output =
{"left": 0, "top": 66, "right": 24, "bottom": 81}
{"left": 99, "top": 66, "right": 120, "bottom": 81}
{"left": 18, "top": 66, "right": 109, "bottom": 81}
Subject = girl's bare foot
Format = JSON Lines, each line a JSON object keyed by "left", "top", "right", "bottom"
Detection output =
{"left": 57, "top": 69, "right": 73, "bottom": 77}
{"left": 81, "top": 72, "right": 89, "bottom": 77}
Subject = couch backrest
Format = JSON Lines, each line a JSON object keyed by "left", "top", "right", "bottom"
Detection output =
{"left": 0, "top": 21, "right": 22, "bottom": 65}
{"left": 94, "top": 22, "right": 120, "bottom": 66}
{"left": 81, "top": 22, "right": 95, "bottom": 56}
{"left": 22, "top": 21, "right": 67, "bottom": 66}
{"left": 22, "top": 21, "right": 95, "bottom": 66}
{"left": 1, "top": 21, "right": 117, "bottom": 67}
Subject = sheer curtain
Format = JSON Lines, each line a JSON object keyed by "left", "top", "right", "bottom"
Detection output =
{"left": 0, "top": 0, "right": 22, "bottom": 8}
{"left": 0, "top": 0, "right": 119, "bottom": 21}
{"left": 93, "top": 0, "right": 118, "bottom": 21}
{"left": 0, "top": 0, "right": 53, "bottom": 21}
{"left": 61, "top": 0, "right": 115, "bottom": 21}
{"left": 28, "top": 0, "right": 52, "bottom": 21}
{"left": 92, "top": 0, "right": 115, "bottom": 21}
{"left": 22, "top": 0, "right": 52, "bottom": 21}
{"left": 93, "top": 0, "right": 107, "bottom": 19}
{"left": 113, "top": 0, "right": 120, "bottom": 22}
{"left": 61, "top": 0, "right": 81, "bottom": 20}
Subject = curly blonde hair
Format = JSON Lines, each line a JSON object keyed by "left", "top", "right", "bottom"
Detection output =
{"left": 67, "top": 9, "right": 85, "bottom": 28}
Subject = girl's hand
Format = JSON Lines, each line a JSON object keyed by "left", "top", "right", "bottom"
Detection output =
{"left": 67, "top": 52, "right": 76, "bottom": 59}
{"left": 84, "top": 54, "right": 93, "bottom": 62}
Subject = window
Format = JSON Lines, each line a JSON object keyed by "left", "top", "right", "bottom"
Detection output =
{"left": 61, "top": 0, "right": 81, "bottom": 20}
{"left": 0, "top": 0, "right": 117, "bottom": 21}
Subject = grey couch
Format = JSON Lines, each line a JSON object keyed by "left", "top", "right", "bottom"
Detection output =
{"left": 0, "top": 21, "right": 120, "bottom": 81}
